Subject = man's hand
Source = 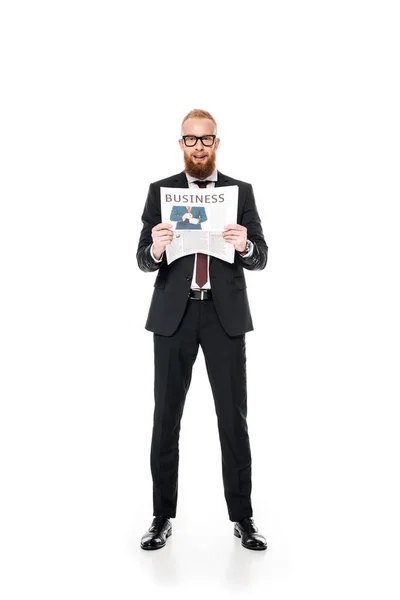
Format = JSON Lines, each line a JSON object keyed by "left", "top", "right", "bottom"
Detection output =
{"left": 182, "top": 213, "right": 191, "bottom": 221}
{"left": 151, "top": 223, "right": 173, "bottom": 260}
{"left": 223, "top": 224, "right": 247, "bottom": 253}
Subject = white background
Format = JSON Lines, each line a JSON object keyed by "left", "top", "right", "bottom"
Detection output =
{"left": 1, "top": 1, "right": 399, "bottom": 598}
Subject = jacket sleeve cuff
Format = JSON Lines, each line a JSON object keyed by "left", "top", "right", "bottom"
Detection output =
{"left": 150, "top": 243, "right": 164, "bottom": 263}
{"left": 238, "top": 240, "right": 254, "bottom": 258}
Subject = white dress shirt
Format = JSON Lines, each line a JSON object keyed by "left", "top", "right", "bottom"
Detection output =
{"left": 150, "top": 170, "right": 254, "bottom": 288}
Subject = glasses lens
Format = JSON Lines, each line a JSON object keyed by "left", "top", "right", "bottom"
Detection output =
{"left": 201, "top": 136, "right": 215, "bottom": 146}
{"left": 183, "top": 136, "right": 197, "bottom": 146}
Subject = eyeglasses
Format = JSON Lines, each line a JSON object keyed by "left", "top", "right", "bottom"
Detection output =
{"left": 181, "top": 135, "right": 216, "bottom": 147}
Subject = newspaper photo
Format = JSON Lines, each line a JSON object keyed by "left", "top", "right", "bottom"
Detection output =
{"left": 160, "top": 185, "right": 239, "bottom": 264}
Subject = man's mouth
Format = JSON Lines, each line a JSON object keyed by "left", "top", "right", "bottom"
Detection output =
{"left": 193, "top": 154, "right": 207, "bottom": 160}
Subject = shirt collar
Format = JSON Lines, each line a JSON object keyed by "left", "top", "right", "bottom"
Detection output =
{"left": 185, "top": 169, "right": 218, "bottom": 184}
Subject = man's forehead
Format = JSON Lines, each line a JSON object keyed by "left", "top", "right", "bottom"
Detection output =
{"left": 182, "top": 118, "right": 216, "bottom": 134}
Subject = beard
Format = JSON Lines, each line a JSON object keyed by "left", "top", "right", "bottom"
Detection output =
{"left": 183, "top": 150, "right": 216, "bottom": 179}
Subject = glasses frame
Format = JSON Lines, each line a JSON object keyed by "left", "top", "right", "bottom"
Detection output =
{"left": 181, "top": 135, "right": 217, "bottom": 147}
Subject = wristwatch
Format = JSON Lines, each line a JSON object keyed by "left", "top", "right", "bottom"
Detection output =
{"left": 238, "top": 240, "right": 251, "bottom": 256}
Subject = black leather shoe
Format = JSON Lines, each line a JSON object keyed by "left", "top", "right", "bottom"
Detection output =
{"left": 234, "top": 517, "right": 267, "bottom": 551}
{"left": 140, "top": 516, "right": 172, "bottom": 550}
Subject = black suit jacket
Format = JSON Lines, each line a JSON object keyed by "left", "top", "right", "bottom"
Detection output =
{"left": 136, "top": 171, "right": 268, "bottom": 337}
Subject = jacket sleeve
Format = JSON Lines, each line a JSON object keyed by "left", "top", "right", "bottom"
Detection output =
{"left": 136, "top": 183, "right": 167, "bottom": 272}
{"left": 237, "top": 183, "right": 268, "bottom": 271}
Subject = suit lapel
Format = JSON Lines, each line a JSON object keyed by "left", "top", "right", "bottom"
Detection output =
{"left": 171, "top": 172, "right": 189, "bottom": 188}
{"left": 215, "top": 171, "right": 230, "bottom": 187}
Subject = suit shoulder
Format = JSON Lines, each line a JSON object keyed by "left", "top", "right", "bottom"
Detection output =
{"left": 218, "top": 171, "right": 253, "bottom": 189}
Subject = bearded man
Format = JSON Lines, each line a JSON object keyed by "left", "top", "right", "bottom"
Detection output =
{"left": 137, "top": 109, "right": 269, "bottom": 551}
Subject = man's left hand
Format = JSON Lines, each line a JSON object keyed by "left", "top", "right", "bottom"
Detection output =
{"left": 223, "top": 224, "right": 247, "bottom": 253}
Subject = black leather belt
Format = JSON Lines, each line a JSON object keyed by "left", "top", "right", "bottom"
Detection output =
{"left": 189, "top": 288, "right": 212, "bottom": 300}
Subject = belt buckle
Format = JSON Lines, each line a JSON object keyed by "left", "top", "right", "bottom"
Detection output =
{"left": 200, "top": 289, "right": 205, "bottom": 300}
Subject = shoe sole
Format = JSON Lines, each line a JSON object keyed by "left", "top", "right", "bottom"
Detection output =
{"left": 140, "top": 528, "right": 172, "bottom": 550}
{"left": 234, "top": 526, "right": 267, "bottom": 551}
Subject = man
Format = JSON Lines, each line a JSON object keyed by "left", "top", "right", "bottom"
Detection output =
{"left": 137, "top": 109, "right": 268, "bottom": 551}
{"left": 169, "top": 204, "right": 208, "bottom": 229}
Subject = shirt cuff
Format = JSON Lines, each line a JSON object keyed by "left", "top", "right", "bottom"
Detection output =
{"left": 239, "top": 240, "right": 254, "bottom": 258}
{"left": 150, "top": 243, "right": 164, "bottom": 262}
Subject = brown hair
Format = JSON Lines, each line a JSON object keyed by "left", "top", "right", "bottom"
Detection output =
{"left": 181, "top": 109, "right": 217, "bottom": 130}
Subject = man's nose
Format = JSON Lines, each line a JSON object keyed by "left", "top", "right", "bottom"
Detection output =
{"left": 195, "top": 138, "right": 205, "bottom": 150}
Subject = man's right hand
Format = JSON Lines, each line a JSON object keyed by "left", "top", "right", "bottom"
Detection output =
{"left": 151, "top": 223, "right": 173, "bottom": 260}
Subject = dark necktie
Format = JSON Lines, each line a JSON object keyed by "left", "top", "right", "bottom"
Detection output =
{"left": 193, "top": 180, "right": 209, "bottom": 288}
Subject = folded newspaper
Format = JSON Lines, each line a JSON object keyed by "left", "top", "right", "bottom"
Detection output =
{"left": 160, "top": 185, "right": 239, "bottom": 264}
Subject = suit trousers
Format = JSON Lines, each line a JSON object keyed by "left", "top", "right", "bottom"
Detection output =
{"left": 150, "top": 297, "right": 253, "bottom": 522}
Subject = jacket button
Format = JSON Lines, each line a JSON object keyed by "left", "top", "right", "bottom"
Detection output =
{"left": 186, "top": 276, "right": 191, "bottom": 281}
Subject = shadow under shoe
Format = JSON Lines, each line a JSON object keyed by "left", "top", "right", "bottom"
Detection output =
{"left": 234, "top": 517, "right": 267, "bottom": 551}
{"left": 140, "top": 516, "right": 172, "bottom": 550}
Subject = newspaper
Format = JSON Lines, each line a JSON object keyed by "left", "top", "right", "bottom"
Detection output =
{"left": 160, "top": 185, "right": 238, "bottom": 264}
